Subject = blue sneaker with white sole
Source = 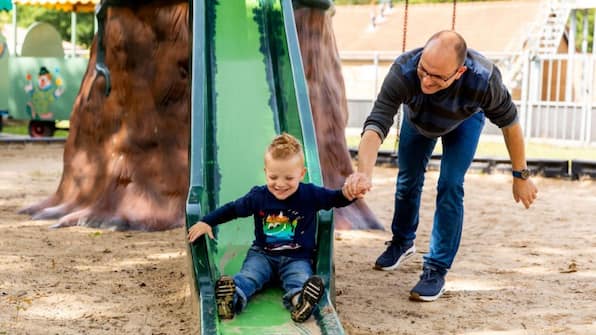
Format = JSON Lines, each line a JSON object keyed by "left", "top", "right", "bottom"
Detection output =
{"left": 409, "top": 265, "right": 446, "bottom": 302}
{"left": 373, "top": 240, "right": 415, "bottom": 271}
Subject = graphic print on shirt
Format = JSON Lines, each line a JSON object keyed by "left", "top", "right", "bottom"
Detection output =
{"left": 262, "top": 211, "right": 301, "bottom": 251}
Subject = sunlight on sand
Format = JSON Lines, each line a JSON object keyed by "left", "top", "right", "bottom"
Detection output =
{"left": 533, "top": 246, "right": 596, "bottom": 256}
{"left": 574, "top": 270, "right": 596, "bottom": 278}
{"left": 462, "top": 330, "right": 533, "bottom": 335}
{"left": 146, "top": 251, "right": 185, "bottom": 260}
{"left": 0, "top": 256, "right": 34, "bottom": 273}
{"left": 334, "top": 230, "right": 387, "bottom": 241}
{"left": 25, "top": 293, "right": 113, "bottom": 319}
{"left": 446, "top": 278, "right": 509, "bottom": 292}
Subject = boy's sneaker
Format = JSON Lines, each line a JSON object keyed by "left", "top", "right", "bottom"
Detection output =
{"left": 409, "top": 265, "right": 446, "bottom": 302}
{"left": 215, "top": 276, "right": 236, "bottom": 319}
{"left": 291, "top": 275, "right": 325, "bottom": 323}
{"left": 373, "top": 240, "right": 415, "bottom": 271}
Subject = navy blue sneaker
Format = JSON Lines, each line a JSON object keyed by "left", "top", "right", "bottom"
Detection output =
{"left": 373, "top": 240, "right": 415, "bottom": 271}
{"left": 409, "top": 265, "right": 446, "bottom": 302}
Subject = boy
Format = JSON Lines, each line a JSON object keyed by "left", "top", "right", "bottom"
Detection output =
{"left": 188, "top": 133, "right": 367, "bottom": 322}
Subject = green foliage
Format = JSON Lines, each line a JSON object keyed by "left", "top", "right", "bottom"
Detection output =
{"left": 335, "top": 0, "right": 496, "bottom": 5}
{"left": 574, "top": 9, "right": 594, "bottom": 53}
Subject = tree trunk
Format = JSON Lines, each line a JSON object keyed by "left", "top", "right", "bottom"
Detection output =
{"left": 20, "top": 2, "right": 382, "bottom": 231}
{"left": 294, "top": 7, "right": 382, "bottom": 230}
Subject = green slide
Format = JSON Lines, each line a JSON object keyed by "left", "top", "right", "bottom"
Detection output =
{"left": 186, "top": 0, "right": 345, "bottom": 334}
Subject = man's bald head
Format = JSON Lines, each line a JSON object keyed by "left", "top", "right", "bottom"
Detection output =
{"left": 423, "top": 30, "right": 467, "bottom": 66}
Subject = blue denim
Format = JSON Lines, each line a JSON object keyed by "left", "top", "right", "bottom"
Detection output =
{"left": 391, "top": 111, "right": 485, "bottom": 270}
{"left": 232, "top": 246, "right": 313, "bottom": 312}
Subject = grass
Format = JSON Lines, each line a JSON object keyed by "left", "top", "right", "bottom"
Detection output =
{"left": 3, "top": 120, "right": 594, "bottom": 161}
{"left": 346, "top": 134, "right": 596, "bottom": 161}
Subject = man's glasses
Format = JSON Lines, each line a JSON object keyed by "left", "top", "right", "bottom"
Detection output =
{"left": 417, "top": 61, "right": 460, "bottom": 83}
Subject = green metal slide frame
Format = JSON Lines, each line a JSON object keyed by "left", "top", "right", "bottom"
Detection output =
{"left": 186, "top": 0, "right": 344, "bottom": 334}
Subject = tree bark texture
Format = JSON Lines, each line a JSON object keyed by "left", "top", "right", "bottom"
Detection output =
{"left": 20, "top": 3, "right": 382, "bottom": 231}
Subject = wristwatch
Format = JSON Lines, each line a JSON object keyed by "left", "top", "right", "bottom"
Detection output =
{"left": 512, "top": 168, "right": 530, "bottom": 180}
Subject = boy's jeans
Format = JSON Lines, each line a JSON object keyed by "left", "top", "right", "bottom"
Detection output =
{"left": 391, "top": 112, "right": 485, "bottom": 270}
{"left": 232, "top": 246, "right": 313, "bottom": 312}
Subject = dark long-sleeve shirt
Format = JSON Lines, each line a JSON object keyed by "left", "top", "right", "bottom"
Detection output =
{"left": 364, "top": 48, "right": 518, "bottom": 139}
{"left": 201, "top": 183, "right": 353, "bottom": 259}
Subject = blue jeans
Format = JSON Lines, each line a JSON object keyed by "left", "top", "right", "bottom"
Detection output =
{"left": 232, "top": 246, "right": 313, "bottom": 312}
{"left": 391, "top": 112, "right": 485, "bottom": 271}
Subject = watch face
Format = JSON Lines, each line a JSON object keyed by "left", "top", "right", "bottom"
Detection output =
{"left": 521, "top": 169, "right": 530, "bottom": 179}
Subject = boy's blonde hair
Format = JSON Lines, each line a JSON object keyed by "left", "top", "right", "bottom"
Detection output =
{"left": 266, "top": 133, "right": 304, "bottom": 161}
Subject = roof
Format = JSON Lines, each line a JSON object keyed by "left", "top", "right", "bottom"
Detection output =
{"left": 332, "top": 0, "right": 543, "bottom": 53}
{"left": 13, "top": 0, "right": 98, "bottom": 12}
{"left": 0, "top": 0, "right": 12, "bottom": 11}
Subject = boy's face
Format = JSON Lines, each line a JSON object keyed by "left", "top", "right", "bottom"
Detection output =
{"left": 264, "top": 153, "right": 306, "bottom": 200}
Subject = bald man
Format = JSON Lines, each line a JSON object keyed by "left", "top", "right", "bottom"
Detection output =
{"left": 345, "top": 30, "right": 538, "bottom": 301}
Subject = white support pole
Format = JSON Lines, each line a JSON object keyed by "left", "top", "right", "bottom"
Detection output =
{"left": 582, "top": 9, "right": 588, "bottom": 54}
{"left": 566, "top": 9, "right": 576, "bottom": 102}
{"left": 372, "top": 52, "right": 379, "bottom": 100}
{"left": 593, "top": 8, "right": 596, "bottom": 55}
{"left": 520, "top": 51, "right": 531, "bottom": 137}
{"left": 11, "top": 0, "right": 16, "bottom": 55}
{"left": 589, "top": 8, "right": 596, "bottom": 144}
{"left": 71, "top": 11, "right": 77, "bottom": 57}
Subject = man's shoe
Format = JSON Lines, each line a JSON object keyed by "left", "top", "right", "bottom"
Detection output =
{"left": 409, "top": 265, "right": 446, "bottom": 302}
{"left": 215, "top": 276, "right": 236, "bottom": 319}
{"left": 291, "top": 275, "right": 325, "bottom": 323}
{"left": 373, "top": 240, "right": 415, "bottom": 271}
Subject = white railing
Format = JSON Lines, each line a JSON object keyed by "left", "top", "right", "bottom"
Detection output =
{"left": 341, "top": 52, "right": 596, "bottom": 145}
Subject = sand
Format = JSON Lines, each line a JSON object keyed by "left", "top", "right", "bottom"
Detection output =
{"left": 1, "top": 143, "right": 595, "bottom": 335}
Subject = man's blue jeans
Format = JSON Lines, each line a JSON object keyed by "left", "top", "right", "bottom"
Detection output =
{"left": 232, "top": 246, "right": 313, "bottom": 312}
{"left": 391, "top": 112, "right": 485, "bottom": 271}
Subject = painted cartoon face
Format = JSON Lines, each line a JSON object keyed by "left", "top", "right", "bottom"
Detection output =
{"left": 38, "top": 74, "right": 52, "bottom": 90}
{"left": 264, "top": 153, "right": 305, "bottom": 200}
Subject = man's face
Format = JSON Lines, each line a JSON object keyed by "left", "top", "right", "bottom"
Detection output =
{"left": 417, "top": 52, "right": 465, "bottom": 94}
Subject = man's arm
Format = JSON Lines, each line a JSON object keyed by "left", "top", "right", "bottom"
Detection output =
{"left": 344, "top": 130, "right": 382, "bottom": 198}
{"left": 501, "top": 122, "right": 538, "bottom": 209}
{"left": 357, "top": 130, "right": 383, "bottom": 179}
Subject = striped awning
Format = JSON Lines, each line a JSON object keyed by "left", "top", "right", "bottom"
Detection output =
{"left": 0, "top": 0, "right": 13, "bottom": 11}
{"left": 13, "top": 0, "right": 99, "bottom": 12}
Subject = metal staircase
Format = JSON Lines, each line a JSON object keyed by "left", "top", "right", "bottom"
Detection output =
{"left": 500, "top": 0, "right": 596, "bottom": 90}
{"left": 498, "top": 0, "right": 570, "bottom": 90}
{"left": 534, "top": 2, "right": 570, "bottom": 55}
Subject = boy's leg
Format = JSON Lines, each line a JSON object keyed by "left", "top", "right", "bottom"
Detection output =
{"left": 232, "top": 247, "right": 274, "bottom": 313}
{"left": 278, "top": 257, "right": 324, "bottom": 322}
{"left": 215, "top": 276, "right": 236, "bottom": 319}
{"left": 291, "top": 275, "right": 325, "bottom": 323}
{"left": 278, "top": 257, "right": 313, "bottom": 308}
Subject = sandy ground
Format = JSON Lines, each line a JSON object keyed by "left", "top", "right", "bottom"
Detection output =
{"left": 1, "top": 143, "right": 595, "bottom": 335}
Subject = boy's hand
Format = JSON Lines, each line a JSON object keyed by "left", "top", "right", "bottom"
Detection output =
{"left": 188, "top": 221, "right": 214, "bottom": 242}
{"left": 342, "top": 173, "right": 371, "bottom": 200}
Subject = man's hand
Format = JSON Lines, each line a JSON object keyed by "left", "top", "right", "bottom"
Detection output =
{"left": 342, "top": 172, "right": 372, "bottom": 200}
{"left": 512, "top": 178, "right": 538, "bottom": 209}
{"left": 188, "top": 221, "right": 214, "bottom": 242}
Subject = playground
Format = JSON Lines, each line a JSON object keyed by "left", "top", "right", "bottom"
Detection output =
{"left": 1, "top": 143, "right": 595, "bottom": 334}
{"left": 1, "top": 0, "right": 596, "bottom": 334}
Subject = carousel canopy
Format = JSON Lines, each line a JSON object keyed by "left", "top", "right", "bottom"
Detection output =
{"left": 13, "top": 0, "right": 98, "bottom": 13}
{"left": 0, "top": 0, "right": 13, "bottom": 11}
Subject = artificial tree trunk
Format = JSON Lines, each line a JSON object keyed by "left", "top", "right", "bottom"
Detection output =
{"left": 21, "top": 2, "right": 382, "bottom": 231}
